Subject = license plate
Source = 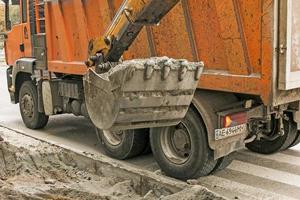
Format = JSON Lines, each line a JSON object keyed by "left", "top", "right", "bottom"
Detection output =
{"left": 215, "top": 124, "right": 247, "bottom": 141}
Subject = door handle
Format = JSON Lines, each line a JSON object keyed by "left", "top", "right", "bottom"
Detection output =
{"left": 20, "top": 43, "right": 25, "bottom": 52}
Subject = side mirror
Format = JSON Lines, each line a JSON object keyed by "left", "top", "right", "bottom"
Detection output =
{"left": 11, "top": 0, "right": 19, "bottom": 6}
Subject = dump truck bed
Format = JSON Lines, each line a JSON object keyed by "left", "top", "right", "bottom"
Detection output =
{"left": 44, "top": 0, "right": 300, "bottom": 106}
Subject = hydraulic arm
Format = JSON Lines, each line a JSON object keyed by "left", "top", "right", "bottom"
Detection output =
{"left": 86, "top": 0, "right": 180, "bottom": 67}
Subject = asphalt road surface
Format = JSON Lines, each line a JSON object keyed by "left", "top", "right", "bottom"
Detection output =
{"left": 0, "top": 64, "right": 300, "bottom": 200}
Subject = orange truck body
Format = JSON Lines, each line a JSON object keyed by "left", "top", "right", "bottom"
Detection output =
{"left": 5, "top": 0, "right": 300, "bottom": 107}
{"left": 5, "top": 0, "right": 300, "bottom": 179}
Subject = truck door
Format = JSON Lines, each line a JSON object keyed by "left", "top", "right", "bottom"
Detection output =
{"left": 278, "top": 0, "right": 300, "bottom": 90}
{"left": 4, "top": 1, "right": 24, "bottom": 65}
{"left": 20, "top": 0, "right": 32, "bottom": 57}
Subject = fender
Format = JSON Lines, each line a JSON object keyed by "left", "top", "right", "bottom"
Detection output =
{"left": 192, "top": 90, "right": 245, "bottom": 159}
{"left": 7, "top": 58, "right": 36, "bottom": 104}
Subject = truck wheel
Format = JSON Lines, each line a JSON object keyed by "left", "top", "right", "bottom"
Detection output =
{"left": 246, "top": 115, "right": 297, "bottom": 154}
{"left": 289, "top": 131, "right": 300, "bottom": 148}
{"left": 19, "top": 81, "right": 49, "bottom": 129}
{"left": 142, "top": 134, "right": 152, "bottom": 155}
{"left": 96, "top": 128, "right": 149, "bottom": 160}
{"left": 211, "top": 154, "right": 234, "bottom": 173}
{"left": 150, "top": 107, "right": 217, "bottom": 180}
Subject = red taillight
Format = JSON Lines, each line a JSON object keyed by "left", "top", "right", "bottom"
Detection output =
{"left": 222, "top": 112, "right": 247, "bottom": 128}
{"left": 224, "top": 116, "right": 232, "bottom": 128}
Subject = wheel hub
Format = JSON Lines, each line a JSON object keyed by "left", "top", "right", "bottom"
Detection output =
{"left": 21, "top": 94, "right": 34, "bottom": 118}
{"left": 103, "top": 130, "right": 125, "bottom": 146}
{"left": 160, "top": 123, "right": 192, "bottom": 165}
{"left": 173, "top": 128, "right": 191, "bottom": 157}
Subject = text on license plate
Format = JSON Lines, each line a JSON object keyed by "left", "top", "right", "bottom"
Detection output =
{"left": 215, "top": 124, "right": 247, "bottom": 141}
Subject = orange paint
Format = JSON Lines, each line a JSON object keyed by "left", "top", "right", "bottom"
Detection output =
{"left": 5, "top": 24, "right": 24, "bottom": 65}
{"left": 5, "top": 0, "right": 275, "bottom": 105}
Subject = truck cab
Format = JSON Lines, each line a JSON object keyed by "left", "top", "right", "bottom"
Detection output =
{"left": 2, "top": 0, "right": 33, "bottom": 65}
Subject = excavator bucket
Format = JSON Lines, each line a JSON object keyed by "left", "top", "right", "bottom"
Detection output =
{"left": 84, "top": 57, "right": 203, "bottom": 131}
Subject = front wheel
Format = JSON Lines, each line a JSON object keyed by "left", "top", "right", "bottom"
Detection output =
{"left": 150, "top": 107, "right": 217, "bottom": 180}
{"left": 96, "top": 128, "right": 149, "bottom": 160}
{"left": 19, "top": 81, "right": 49, "bottom": 129}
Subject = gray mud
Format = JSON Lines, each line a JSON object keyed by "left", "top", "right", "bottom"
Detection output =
{"left": 0, "top": 132, "right": 141, "bottom": 199}
{"left": 0, "top": 127, "right": 223, "bottom": 200}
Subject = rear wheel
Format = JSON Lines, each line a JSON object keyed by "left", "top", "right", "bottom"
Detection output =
{"left": 211, "top": 154, "right": 234, "bottom": 173}
{"left": 246, "top": 114, "right": 297, "bottom": 154}
{"left": 96, "top": 128, "right": 149, "bottom": 160}
{"left": 19, "top": 81, "right": 49, "bottom": 129}
{"left": 289, "top": 131, "right": 300, "bottom": 148}
{"left": 150, "top": 107, "right": 217, "bottom": 180}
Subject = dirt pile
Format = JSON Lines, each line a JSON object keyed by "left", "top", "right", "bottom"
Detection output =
{"left": 0, "top": 135, "right": 142, "bottom": 200}
{"left": 0, "top": 127, "right": 223, "bottom": 200}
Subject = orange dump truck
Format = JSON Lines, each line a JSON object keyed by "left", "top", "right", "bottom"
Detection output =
{"left": 2, "top": 0, "right": 300, "bottom": 180}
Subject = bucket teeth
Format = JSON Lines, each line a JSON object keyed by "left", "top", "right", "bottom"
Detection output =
{"left": 84, "top": 57, "right": 204, "bottom": 131}
{"left": 145, "top": 65, "right": 154, "bottom": 80}
{"left": 144, "top": 60, "right": 156, "bottom": 80}
{"left": 178, "top": 65, "right": 188, "bottom": 81}
{"left": 162, "top": 65, "right": 171, "bottom": 80}
{"left": 195, "top": 62, "right": 204, "bottom": 80}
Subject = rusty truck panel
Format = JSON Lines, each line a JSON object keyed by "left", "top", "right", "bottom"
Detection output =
{"left": 44, "top": 0, "right": 294, "bottom": 106}
{"left": 124, "top": 0, "right": 274, "bottom": 105}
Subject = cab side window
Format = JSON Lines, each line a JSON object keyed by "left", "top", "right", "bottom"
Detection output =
{"left": 9, "top": 3, "right": 21, "bottom": 27}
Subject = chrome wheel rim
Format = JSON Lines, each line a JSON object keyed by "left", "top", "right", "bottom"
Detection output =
{"left": 160, "top": 122, "right": 192, "bottom": 165}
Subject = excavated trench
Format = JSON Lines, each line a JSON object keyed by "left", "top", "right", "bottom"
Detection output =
{"left": 0, "top": 127, "right": 223, "bottom": 200}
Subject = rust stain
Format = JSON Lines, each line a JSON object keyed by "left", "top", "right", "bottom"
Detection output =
{"left": 232, "top": 0, "right": 252, "bottom": 74}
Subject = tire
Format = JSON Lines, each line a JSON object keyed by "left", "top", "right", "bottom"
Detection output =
{"left": 150, "top": 107, "right": 217, "bottom": 180}
{"left": 19, "top": 81, "right": 49, "bottom": 129}
{"left": 142, "top": 133, "right": 152, "bottom": 155}
{"left": 211, "top": 154, "right": 234, "bottom": 174}
{"left": 289, "top": 131, "right": 300, "bottom": 148}
{"left": 96, "top": 128, "right": 149, "bottom": 160}
{"left": 246, "top": 114, "right": 297, "bottom": 154}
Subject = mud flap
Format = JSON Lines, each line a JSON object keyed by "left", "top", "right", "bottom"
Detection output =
{"left": 84, "top": 57, "right": 203, "bottom": 131}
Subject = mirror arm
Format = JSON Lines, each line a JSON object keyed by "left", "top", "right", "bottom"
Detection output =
{"left": 4, "top": 1, "right": 11, "bottom": 31}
